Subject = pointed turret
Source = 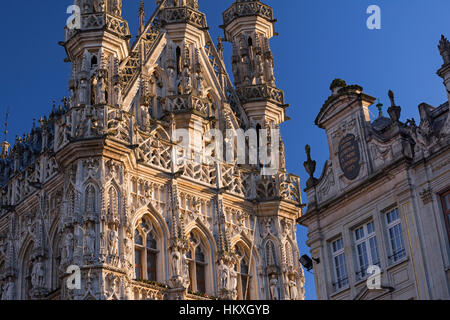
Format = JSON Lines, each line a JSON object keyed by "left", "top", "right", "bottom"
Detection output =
{"left": 62, "top": 0, "right": 131, "bottom": 108}
{"left": 222, "top": 0, "right": 286, "bottom": 126}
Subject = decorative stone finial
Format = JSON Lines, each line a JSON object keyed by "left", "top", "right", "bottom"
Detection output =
{"left": 304, "top": 145, "right": 318, "bottom": 188}
{"left": 438, "top": 34, "right": 450, "bottom": 65}
{"left": 387, "top": 90, "right": 402, "bottom": 123}
{"left": 139, "top": 0, "right": 145, "bottom": 34}
{"left": 388, "top": 90, "right": 395, "bottom": 107}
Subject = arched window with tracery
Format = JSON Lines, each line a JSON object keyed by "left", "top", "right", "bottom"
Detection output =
{"left": 85, "top": 184, "right": 97, "bottom": 213}
{"left": 186, "top": 232, "right": 208, "bottom": 294}
{"left": 134, "top": 217, "right": 160, "bottom": 282}
{"left": 234, "top": 245, "right": 252, "bottom": 300}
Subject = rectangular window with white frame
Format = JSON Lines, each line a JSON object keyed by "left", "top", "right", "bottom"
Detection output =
{"left": 385, "top": 208, "right": 406, "bottom": 263}
{"left": 331, "top": 238, "right": 348, "bottom": 292}
{"left": 354, "top": 221, "right": 380, "bottom": 280}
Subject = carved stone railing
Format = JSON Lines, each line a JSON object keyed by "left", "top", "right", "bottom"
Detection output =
{"left": 120, "top": 28, "right": 163, "bottom": 96}
{"left": 236, "top": 84, "right": 285, "bottom": 105}
{"left": 130, "top": 280, "right": 168, "bottom": 300}
{"left": 166, "top": 95, "right": 210, "bottom": 116}
{"left": 180, "top": 159, "right": 217, "bottom": 187}
{"left": 223, "top": 0, "right": 274, "bottom": 27}
{"left": 185, "top": 293, "right": 214, "bottom": 300}
{"left": 54, "top": 104, "right": 109, "bottom": 152}
{"left": 65, "top": 13, "right": 130, "bottom": 42}
{"left": 240, "top": 171, "right": 302, "bottom": 204}
{"left": 120, "top": 51, "right": 140, "bottom": 94}
{"left": 221, "top": 164, "right": 245, "bottom": 196}
{"left": 159, "top": 6, "right": 207, "bottom": 29}
{"left": 278, "top": 173, "right": 302, "bottom": 203}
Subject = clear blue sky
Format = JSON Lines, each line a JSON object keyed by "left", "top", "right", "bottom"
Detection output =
{"left": 1, "top": 0, "right": 450, "bottom": 300}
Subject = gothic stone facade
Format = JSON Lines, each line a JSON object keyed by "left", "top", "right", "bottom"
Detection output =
{"left": 300, "top": 37, "right": 450, "bottom": 300}
{"left": 0, "top": 0, "right": 305, "bottom": 300}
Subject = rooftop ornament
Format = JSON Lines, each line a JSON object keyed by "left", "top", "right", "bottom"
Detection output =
{"left": 387, "top": 90, "right": 402, "bottom": 123}
{"left": 304, "top": 145, "right": 318, "bottom": 188}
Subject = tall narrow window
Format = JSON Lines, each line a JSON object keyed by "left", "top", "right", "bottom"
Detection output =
{"left": 235, "top": 247, "right": 251, "bottom": 300}
{"left": 146, "top": 233, "right": 158, "bottom": 282}
{"left": 331, "top": 238, "right": 348, "bottom": 292}
{"left": 186, "top": 234, "right": 208, "bottom": 294}
{"left": 354, "top": 221, "right": 380, "bottom": 280}
{"left": 135, "top": 230, "right": 144, "bottom": 280}
{"left": 441, "top": 190, "right": 450, "bottom": 242}
{"left": 195, "top": 246, "right": 206, "bottom": 294}
{"left": 134, "top": 218, "right": 160, "bottom": 281}
{"left": 386, "top": 209, "right": 406, "bottom": 263}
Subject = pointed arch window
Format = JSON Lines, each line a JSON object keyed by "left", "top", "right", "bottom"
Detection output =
{"left": 146, "top": 233, "right": 158, "bottom": 281}
{"left": 186, "top": 233, "right": 208, "bottom": 294}
{"left": 85, "top": 185, "right": 97, "bottom": 213}
{"left": 134, "top": 217, "right": 160, "bottom": 282}
{"left": 235, "top": 246, "right": 252, "bottom": 300}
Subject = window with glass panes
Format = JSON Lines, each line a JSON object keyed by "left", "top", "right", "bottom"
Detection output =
{"left": 354, "top": 221, "right": 380, "bottom": 279}
{"left": 441, "top": 190, "right": 450, "bottom": 243}
{"left": 331, "top": 238, "right": 348, "bottom": 291}
{"left": 235, "top": 247, "right": 251, "bottom": 300}
{"left": 186, "top": 233, "right": 208, "bottom": 294}
{"left": 134, "top": 218, "right": 159, "bottom": 281}
{"left": 386, "top": 209, "right": 406, "bottom": 263}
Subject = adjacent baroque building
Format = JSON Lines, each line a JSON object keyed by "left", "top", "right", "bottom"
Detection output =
{"left": 300, "top": 36, "right": 450, "bottom": 300}
{"left": 0, "top": 0, "right": 305, "bottom": 300}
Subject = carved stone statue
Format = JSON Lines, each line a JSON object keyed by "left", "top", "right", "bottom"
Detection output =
{"left": 171, "top": 250, "right": 182, "bottom": 277}
{"left": 62, "top": 231, "right": 74, "bottom": 265}
{"left": 196, "top": 72, "right": 205, "bottom": 95}
{"left": 107, "top": 227, "right": 119, "bottom": 257}
{"left": 218, "top": 259, "right": 229, "bottom": 290}
{"left": 183, "top": 67, "right": 192, "bottom": 94}
{"left": 229, "top": 267, "right": 238, "bottom": 293}
{"left": 264, "top": 55, "right": 275, "bottom": 85}
{"left": 97, "top": 75, "right": 107, "bottom": 104}
{"left": 269, "top": 274, "right": 279, "bottom": 300}
{"left": 79, "top": 79, "right": 89, "bottom": 105}
{"left": 84, "top": 225, "right": 96, "bottom": 257}
{"left": 31, "top": 257, "right": 45, "bottom": 289}
{"left": 1, "top": 279, "right": 15, "bottom": 300}
{"left": 289, "top": 279, "right": 298, "bottom": 300}
{"left": 113, "top": 83, "right": 122, "bottom": 107}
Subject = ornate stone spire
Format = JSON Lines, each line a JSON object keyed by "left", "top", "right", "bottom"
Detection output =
{"left": 222, "top": 0, "right": 285, "bottom": 125}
